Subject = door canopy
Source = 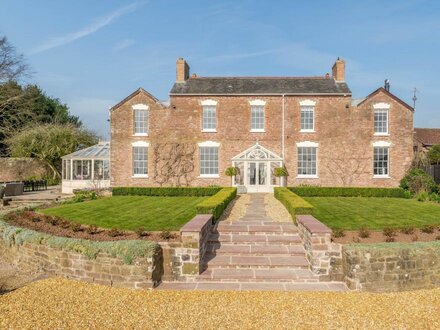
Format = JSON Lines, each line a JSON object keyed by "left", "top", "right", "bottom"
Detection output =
{"left": 232, "top": 143, "right": 283, "bottom": 161}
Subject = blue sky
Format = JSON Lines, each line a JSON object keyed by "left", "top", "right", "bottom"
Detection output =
{"left": 1, "top": 0, "right": 439, "bottom": 137}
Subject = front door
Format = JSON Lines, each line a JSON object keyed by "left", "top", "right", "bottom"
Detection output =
{"left": 247, "top": 162, "right": 268, "bottom": 193}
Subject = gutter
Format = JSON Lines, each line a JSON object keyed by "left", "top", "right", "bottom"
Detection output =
{"left": 282, "top": 94, "right": 285, "bottom": 159}
{"left": 169, "top": 93, "right": 352, "bottom": 96}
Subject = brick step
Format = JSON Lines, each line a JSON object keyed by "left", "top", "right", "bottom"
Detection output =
{"left": 196, "top": 268, "right": 319, "bottom": 282}
{"left": 203, "top": 255, "right": 310, "bottom": 269}
{"left": 208, "top": 233, "right": 301, "bottom": 245}
{"left": 205, "top": 244, "right": 305, "bottom": 256}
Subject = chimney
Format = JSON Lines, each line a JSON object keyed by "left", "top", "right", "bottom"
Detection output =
{"left": 176, "top": 58, "right": 190, "bottom": 82}
{"left": 384, "top": 79, "right": 390, "bottom": 92}
{"left": 332, "top": 58, "right": 345, "bottom": 82}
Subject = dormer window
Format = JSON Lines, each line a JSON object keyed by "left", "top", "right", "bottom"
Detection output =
{"left": 250, "top": 100, "right": 266, "bottom": 132}
{"left": 201, "top": 100, "right": 217, "bottom": 132}
{"left": 373, "top": 102, "right": 390, "bottom": 135}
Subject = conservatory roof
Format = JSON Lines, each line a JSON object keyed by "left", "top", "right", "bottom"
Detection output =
{"left": 62, "top": 142, "right": 110, "bottom": 160}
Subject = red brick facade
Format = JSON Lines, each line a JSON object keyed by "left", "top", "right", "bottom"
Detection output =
{"left": 110, "top": 59, "right": 414, "bottom": 190}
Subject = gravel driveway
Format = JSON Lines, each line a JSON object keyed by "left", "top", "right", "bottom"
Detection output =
{"left": 1, "top": 278, "right": 439, "bottom": 329}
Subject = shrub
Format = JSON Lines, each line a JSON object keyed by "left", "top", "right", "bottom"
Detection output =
{"left": 273, "top": 167, "right": 288, "bottom": 177}
{"left": 429, "top": 192, "right": 440, "bottom": 203}
{"left": 112, "top": 187, "right": 221, "bottom": 197}
{"left": 85, "top": 225, "right": 99, "bottom": 235}
{"left": 383, "top": 227, "right": 396, "bottom": 237}
{"left": 358, "top": 227, "right": 370, "bottom": 238}
{"left": 224, "top": 167, "right": 239, "bottom": 177}
{"left": 274, "top": 187, "right": 313, "bottom": 218}
{"left": 400, "top": 225, "right": 415, "bottom": 235}
{"left": 332, "top": 229, "right": 345, "bottom": 238}
{"left": 289, "top": 186, "right": 409, "bottom": 198}
{"left": 135, "top": 227, "right": 148, "bottom": 238}
{"left": 400, "top": 168, "right": 436, "bottom": 195}
{"left": 72, "top": 190, "right": 98, "bottom": 203}
{"left": 108, "top": 228, "right": 123, "bottom": 237}
{"left": 59, "top": 219, "right": 71, "bottom": 229}
{"left": 70, "top": 223, "right": 82, "bottom": 232}
{"left": 421, "top": 224, "right": 435, "bottom": 234}
{"left": 195, "top": 188, "right": 237, "bottom": 220}
{"left": 45, "top": 216, "right": 59, "bottom": 226}
{"left": 416, "top": 191, "right": 430, "bottom": 202}
{"left": 160, "top": 230, "right": 172, "bottom": 240}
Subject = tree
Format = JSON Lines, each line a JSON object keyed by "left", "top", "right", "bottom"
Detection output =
{"left": 6, "top": 124, "right": 98, "bottom": 180}
{"left": 0, "top": 36, "right": 29, "bottom": 82}
{"left": 428, "top": 145, "right": 440, "bottom": 165}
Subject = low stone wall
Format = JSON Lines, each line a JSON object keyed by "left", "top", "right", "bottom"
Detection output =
{"left": 296, "top": 215, "right": 343, "bottom": 281}
{"left": 0, "top": 157, "right": 50, "bottom": 182}
{"left": 161, "top": 214, "right": 213, "bottom": 281}
{"left": 343, "top": 242, "right": 440, "bottom": 292}
{"left": 0, "top": 219, "right": 163, "bottom": 289}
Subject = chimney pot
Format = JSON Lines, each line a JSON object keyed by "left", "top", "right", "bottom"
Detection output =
{"left": 332, "top": 58, "right": 345, "bottom": 82}
{"left": 176, "top": 58, "right": 190, "bottom": 82}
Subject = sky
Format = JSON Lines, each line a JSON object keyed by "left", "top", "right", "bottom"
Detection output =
{"left": 1, "top": 0, "right": 440, "bottom": 138}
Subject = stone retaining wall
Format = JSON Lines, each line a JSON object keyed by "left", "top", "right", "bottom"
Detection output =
{"left": 0, "top": 235, "right": 162, "bottom": 290}
{"left": 161, "top": 214, "right": 213, "bottom": 281}
{"left": 343, "top": 243, "right": 440, "bottom": 292}
{"left": 0, "top": 157, "right": 50, "bottom": 182}
{"left": 296, "top": 215, "right": 343, "bottom": 281}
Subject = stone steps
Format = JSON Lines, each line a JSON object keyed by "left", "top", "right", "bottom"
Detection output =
{"left": 205, "top": 244, "right": 305, "bottom": 256}
{"left": 207, "top": 234, "right": 302, "bottom": 245}
{"left": 202, "top": 255, "right": 310, "bottom": 269}
{"left": 196, "top": 268, "right": 319, "bottom": 282}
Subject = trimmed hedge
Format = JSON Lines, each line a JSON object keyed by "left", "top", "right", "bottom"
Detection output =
{"left": 274, "top": 187, "right": 313, "bottom": 218}
{"left": 196, "top": 187, "right": 237, "bottom": 221}
{"left": 112, "top": 186, "right": 221, "bottom": 197}
{"left": 289, "top": 186, "right": 410, "bottom": 198}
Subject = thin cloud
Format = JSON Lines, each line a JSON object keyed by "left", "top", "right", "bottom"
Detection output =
{"left": 30, "top": 1, "right": 146, "bottom": 54}
{"left": 114, "top": 39, "right": 136, "bottom": 51}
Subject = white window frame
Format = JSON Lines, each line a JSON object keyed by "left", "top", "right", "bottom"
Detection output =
{"left": 132, "top": 141, "right": 149, "bottom": 178}
{"left": 373, "top": 141, "right": 391, "bottom": 178}
{"left": 299, "top": 100, "right": 316, "bottom": 133}
{"left": 296, "top": 141, "right": 319, "bottom": 178}
{"left": 201, "top": 100, "right": 217, "bottom": 132}
{"left": 373, "top": 102, "right": 390, "bottom": 136}
{"left": 198, "top": 141, "right": 220, "bottom": 178}
{"left": 249, "top": 100, "right": 266, "bottom": 132}
{"left": 132, "top": 104, "right": 149, "bottom": 136}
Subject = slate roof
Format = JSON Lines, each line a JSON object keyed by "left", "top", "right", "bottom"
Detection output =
{"left": 62, "top": 142, "right": 110, "bottom": 160}
{"left": 170, "top": 77, "right": 351, "bottom": 95}
{"left": 414, "top": 128, "right": 440, "bottom": 147}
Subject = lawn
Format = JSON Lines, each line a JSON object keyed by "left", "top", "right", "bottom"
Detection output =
{"left": 40, "top": 196, "right": 207, "bottom": 231}
{"left": 304, "top": 197, "right": 440, "bottom": 230}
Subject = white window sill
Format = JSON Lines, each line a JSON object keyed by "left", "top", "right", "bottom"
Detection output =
{"left": 296, "top": 175, "right": 319, "bottom": 179}
{"left": 132, "top": 175, "right": 149, "bottom": 178}
{"left": 373, "top": 175, "right": 390, "bottom": 179}
{"left": 374, "top": 133, "right": 389, "bottom": 136}
{"left": 300, "top": 129, "right": 315, "bottom": 133}
{"left": 250, "top": 129, "right": 265, "bottom": 133}
{"left": 201, "top": 129, "right": 217, "bottom": 133}
{"left": 198, "top": 174, "right": 220, "bottom": 179}
{"left": 133, "top": 133, "right": 148, "bottom": 137}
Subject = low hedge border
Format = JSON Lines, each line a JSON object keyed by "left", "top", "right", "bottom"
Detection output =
{"left": 274, "top": 187, "right": 313, "bottom": 218}
{"left": 0, "top": 211, "right": 158, "bottom": 265}
{"left": 112, "top": 187, "right": 221, "bottom": 197}
{"left": 196, "top": 187, "right": 237, "bottom": 221}
{"left": 290, "top": 186, "right": 410, "bottom": 198}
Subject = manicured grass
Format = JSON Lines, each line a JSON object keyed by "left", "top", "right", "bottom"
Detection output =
{"left": 304, "top": 197, "right": 440, "bottom": 230}
{"left": 40, "top": 196, "right": 207, "bottom": 231}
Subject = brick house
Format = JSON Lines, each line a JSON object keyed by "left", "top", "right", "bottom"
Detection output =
{"left": 414, "top": 128, "right": 440, "bottom": 153}
{"left": 110, "top": 58, "right": 414, "bottom": 192}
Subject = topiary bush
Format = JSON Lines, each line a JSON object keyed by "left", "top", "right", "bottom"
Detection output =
{"left": 400, "top": 168, "right": 437, "bottom": 195}
{"left": 273, "top": 167, "right": 288, "bottom": 177}
{"left": 274, "top": 187, "right": 313, "bottom": 218}
{"left": 112, "top": 187, "right": 221, "bottom": 197}
{"left": 195, "top": 187, "right": 237, "bottom": 221}
{"left": 224, "top": 167, "right": 239, "bottom": 177}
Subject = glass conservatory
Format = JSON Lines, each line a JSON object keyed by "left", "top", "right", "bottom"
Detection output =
{"left": 61, "top": 142, "right": 110, "bottom": 194}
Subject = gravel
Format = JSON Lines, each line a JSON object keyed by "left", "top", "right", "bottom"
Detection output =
{"left": 219, "top": 194, "right": 250, "bottom": 222}
{"left": 1, "top": 278, "right": 440, "bottom": 329}
{"left": 264, "top": 194, "right": 292, "bottom": 222}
